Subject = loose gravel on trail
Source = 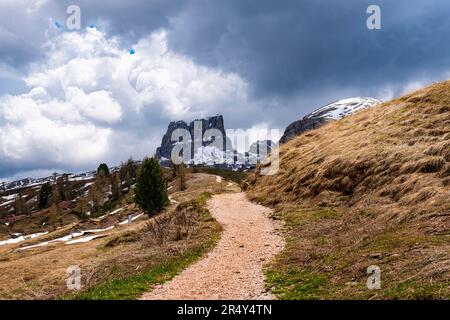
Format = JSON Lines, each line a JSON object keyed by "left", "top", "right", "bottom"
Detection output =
{"left": 141, "top": 192, "right": 284, "bottom": 300}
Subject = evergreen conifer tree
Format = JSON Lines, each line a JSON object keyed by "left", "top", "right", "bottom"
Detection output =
{"left": 135, "top": 157, "right": 168, "bottom": 215}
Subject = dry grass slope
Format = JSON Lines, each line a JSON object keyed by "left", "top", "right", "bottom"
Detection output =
{"left": 245, "top": 81, "right": 450, "bottom": 299}
{"left": 0, "top": 173, "right": 228, "bottom": 299}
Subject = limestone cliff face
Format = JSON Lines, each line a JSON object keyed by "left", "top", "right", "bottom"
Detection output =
{"left": 156, "top": 115, "right": 279, "bottom": 167}
{"left": 155, "top": 115, "right": 229, "bottom": 162}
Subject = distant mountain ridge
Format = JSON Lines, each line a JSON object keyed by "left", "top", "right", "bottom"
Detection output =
{"left": 1, "top": 171, "right": 95, "bottom": 193}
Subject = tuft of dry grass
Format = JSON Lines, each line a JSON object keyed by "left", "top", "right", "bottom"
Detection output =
{"left": 245, "top": 81, "right": 450, "bottom": 299}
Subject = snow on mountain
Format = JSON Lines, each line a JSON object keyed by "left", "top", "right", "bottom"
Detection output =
{"left": 0, "top": 172, "right": 97, "bottom": 193}
{"left": 190, "top": 146, "right": 239, "bottom": 166}
{"left": 0, "top": 164, "right": 136, "bottom": 193}
{"left": 305, "top": 97, "right": 382, "bottom": 120}
{"left": 279, "top": 97, "right": 382, "bottom": 144}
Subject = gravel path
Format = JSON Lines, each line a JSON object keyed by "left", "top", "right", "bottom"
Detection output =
{"left": 141, "top": 192, "right": 284, "bottom": 300}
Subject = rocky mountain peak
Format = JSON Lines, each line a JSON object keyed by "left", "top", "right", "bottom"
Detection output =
{"left": 279, "top": 97, "right": 381, "bottom": 144}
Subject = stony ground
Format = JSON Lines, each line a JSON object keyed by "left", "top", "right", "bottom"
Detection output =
{"left": 141, "top": 192, "right": 284, "bottom": 300}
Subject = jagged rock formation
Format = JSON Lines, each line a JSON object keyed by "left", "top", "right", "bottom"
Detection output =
{"left": 155, "top": 115, "right": 231, "bottom": 164}
{"left": 156, "top": 115, "right": 277, "bottom": 168}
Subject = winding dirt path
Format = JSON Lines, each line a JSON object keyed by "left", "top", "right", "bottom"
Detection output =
{"left": 141, "top": 192, "right": 284, "bottom": 300}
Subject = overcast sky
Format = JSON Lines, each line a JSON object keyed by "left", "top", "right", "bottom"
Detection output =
{"left": 1, "top": 0, "right": 450, "bottom": 180}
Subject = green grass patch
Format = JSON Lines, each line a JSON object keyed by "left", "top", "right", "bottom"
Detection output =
{"left": 279, "top": 206, "right": 339, "bottom": 227}
{"left": 65, "top": 246, "right": 214, "bottom": 300}
{"left": 266, "top": 267, "right": 330, "bottom": 300}
{"left": 384, "top": 280, "right": 449, "bottom": 300}
{"left": 367, "top": 229, "right": 449, "bottom": 252}
{"left": 197, "top": 191, "right": 213, "bottom": 205}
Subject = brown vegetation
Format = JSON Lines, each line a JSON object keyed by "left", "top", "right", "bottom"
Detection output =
{"left": 0, "top": 173, "right": 230, "bottom": 299}
{"left": 245, "top": 81, "right": 450, "bottom": 299}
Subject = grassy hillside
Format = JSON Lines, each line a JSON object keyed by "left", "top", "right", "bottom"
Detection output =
{"left": 0, "top": 173, "right": 235, "bottom": 299}
{"left": 244, "top": 81, "right": 450, "bottom": 299}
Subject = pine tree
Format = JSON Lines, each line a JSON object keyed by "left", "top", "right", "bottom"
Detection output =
{"left": 89, "top": 181, "right": 104, "bottom": 215}
{"left": 135, "top": 157, "right": 168, "bottom": 216}
{"left": 176, "top": 164, "right": 187, "bottom": 191}
{"left": 97, "top": 163, "right": 110, "bottom": 176}
{"left": 38, "top": 182, "right": 52, "bottom": 210}
{"left": 48, "top": 204, "right": 62, "bottom": 229}
{"left": 170, "top": 163, "right": 187, "bottom": 191}
{"left": 111, "top": 174, "right": 121, "bottom": 199}
{"left": 14, "top": 193, "right": 23, "bottom": 215}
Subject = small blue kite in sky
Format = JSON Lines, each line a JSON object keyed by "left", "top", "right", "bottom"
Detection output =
{"left": 54, "top": 21, "right": 63, "bottom": 30}
{"left": 129, "top": 48, "right": 136, "bottom": 55}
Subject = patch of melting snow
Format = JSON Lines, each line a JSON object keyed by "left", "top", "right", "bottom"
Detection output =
{"left": 18, "top": 241, "right": 52, "bottom": 250}
{"left": 1, "top": 194, "right": 18, "bottom": 201}
{"left": 0, "top": 199, "right": 15, "bottom": 207}
{"left": 86, "top": 226, "right": 115, "bottom": 233}
{"left": 10, "top": 207, "right": 143, "bottom": 250}
{"left": 119, "top": 213, "right": 144, "bottom": 225}
{"left": 0, "top": 231, "right": 49, "bottom": 246}
{"left": 53, "top": 226, "right": 115, "bottom": 242}
{"left": 17, "top": 226, "right": 115, "bottom": 250}
{"left": 53, "top": 232, "right": 85, "bottom": 242}
{"left": 80, "top": 182, "right": 94, "bottom": 189}
{"left": 68, "top": 175, "right": 94, "bottom": 182}
{"left": 66, "top": 234, "right": 106, "bottom": 245}
{"left": 108, "top": 207, "right": 125, "bottom": 216}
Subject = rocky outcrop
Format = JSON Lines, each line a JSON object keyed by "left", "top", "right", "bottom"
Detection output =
{"left": 279, "top": 118, "right": 327, "bottom": 144}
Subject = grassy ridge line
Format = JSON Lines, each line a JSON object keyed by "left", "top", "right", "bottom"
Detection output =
{"left": 64, "top": 192, "right": 221, "bottom": 300}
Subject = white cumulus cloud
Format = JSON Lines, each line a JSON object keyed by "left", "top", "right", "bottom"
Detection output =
{"left": 0, "top": 27, "right": 253, "bottom": 178}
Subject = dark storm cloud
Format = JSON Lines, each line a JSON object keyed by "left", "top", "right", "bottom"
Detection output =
{"left": 164, "top": 0, "right": 450, "bottom": 100}
{"left": 3, "top": 0, "right": 450, "bottom": 98}
{"left": 57, "top": 0, "right": 187, "bottom": 44}
{"left": 0, "top": 0, "right": 186, "bottom": 70}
